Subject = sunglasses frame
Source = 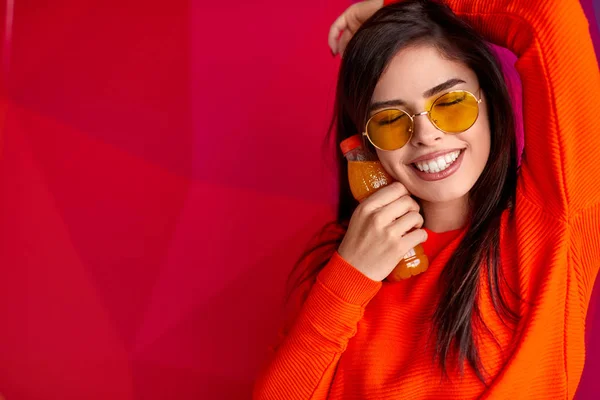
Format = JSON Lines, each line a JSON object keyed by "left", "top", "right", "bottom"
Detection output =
{"left": 362, "top": 88, "right": 483, "bottom": 152}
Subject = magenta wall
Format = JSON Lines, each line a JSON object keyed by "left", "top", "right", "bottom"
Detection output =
{"left": 0, "top": 1, "right": 597, "bottom": 399}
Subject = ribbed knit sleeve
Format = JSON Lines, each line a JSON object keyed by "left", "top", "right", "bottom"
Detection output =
{"left": 252, "top": 251, "right": 382, "bottom": 400}
{"left": 570, "top": 202, "right": 600, "bottom": 309}
{"left": 440, "top": 0, "right": 600, "bottom": 298}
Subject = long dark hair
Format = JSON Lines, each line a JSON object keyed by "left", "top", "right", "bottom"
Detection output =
{"left": 286, "top": 0, "right": 520, "bottom": 385}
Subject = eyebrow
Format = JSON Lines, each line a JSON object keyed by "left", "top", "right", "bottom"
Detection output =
{"left": 368, "top": 78, "right": 467, "bottom": 112}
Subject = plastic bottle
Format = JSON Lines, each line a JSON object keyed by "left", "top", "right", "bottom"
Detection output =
{"left": 340, "top": 134, "right": 429, "bottom": 281}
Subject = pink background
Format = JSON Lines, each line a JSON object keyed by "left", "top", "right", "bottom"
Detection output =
{"left": 0, "top": 1, "right": 598, "bottom": 399}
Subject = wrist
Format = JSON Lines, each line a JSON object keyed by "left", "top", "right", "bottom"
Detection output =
{"left": 317, "top": 251, "right": 383, "bottom": 306}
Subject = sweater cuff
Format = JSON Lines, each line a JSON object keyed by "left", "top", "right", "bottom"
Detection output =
{"left": 383, "top": 0, "right": 397, "bottom": 6}
{"left": 316, "top": 251, "right": 382, "bottom": 307}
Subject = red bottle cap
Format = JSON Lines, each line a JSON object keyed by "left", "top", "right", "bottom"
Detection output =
{"left": 339, "top": 134, "right": 363, "bottom": 155}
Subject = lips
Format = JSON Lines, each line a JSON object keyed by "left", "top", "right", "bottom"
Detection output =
{"left": 412, "top": 149, "right": 462, "bottom": 173}
{"left": 408, "top": 148, "right": 465, "bottom": 164}
{"left": 409, "top": 148, "right": 466, "bottom": 182}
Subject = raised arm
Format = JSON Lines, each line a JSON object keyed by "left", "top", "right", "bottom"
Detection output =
{"left": 383, "top": 0, "right": 600, "bottom": 320}
{"left": 384, "top": 0, "right": 600, "bottom": 217}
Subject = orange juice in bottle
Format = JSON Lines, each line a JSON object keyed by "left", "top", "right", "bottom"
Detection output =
{"left": 340, "top": 134, "right": 429, "bottom": 281}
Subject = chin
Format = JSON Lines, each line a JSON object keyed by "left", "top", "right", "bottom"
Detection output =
{"left": 408, "top": 182, "right": 471, "bottom": 204}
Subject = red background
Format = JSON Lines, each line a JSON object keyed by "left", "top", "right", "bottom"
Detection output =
{"left": 0, "top": 1, "right": 598, "bottom": 399}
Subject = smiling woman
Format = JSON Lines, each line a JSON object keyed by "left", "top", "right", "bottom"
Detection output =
{"left": 253, "top": 0, "right": 600, "bottom": 399}
{"left": 369, "top": 45, "right": 493, "bottom": 209}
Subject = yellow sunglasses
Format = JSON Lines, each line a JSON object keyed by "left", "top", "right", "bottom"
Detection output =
{"left": 363, "top": 88, "right": 483, "bottom": 151}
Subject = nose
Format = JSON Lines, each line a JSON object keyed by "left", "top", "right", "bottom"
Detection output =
{"left": 410, "top": 113, "right": 443, "bottom": 146}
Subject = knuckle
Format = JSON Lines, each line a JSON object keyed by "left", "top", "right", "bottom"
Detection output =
{"left": 402, "top": 195, "right": 419, "bottom": 212}
{"left": 372, "top": 211, "right": 386, "bottom": 229}
{"left": 354, "top": 202, "right": 366, "bottom": 213}
{"left": 392, "top": 181, "right": 406, "bottom": 191}
{"left": 383, "top": 225, "right": 397, "bottom": 240}
{"left": 398, "top": 188, "right": 410, "bottom": 199}
{"left": 356, "top": 203, "right": 371, "bottom": 218}
{"left": 399, "top": 195, "right": 413, "bottom": 210}
{"left": 400, "top": 195, "right": 418, "bottom": 211}
{"left": 409, "top": 197, "right": 420, "bottom": 211}
{"left": 410, "top": 210, "right": 423, "bottom": 222}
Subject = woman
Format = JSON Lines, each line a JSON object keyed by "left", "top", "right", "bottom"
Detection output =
{"left": 254, "top": 0, "right": 600, "bottom": 398}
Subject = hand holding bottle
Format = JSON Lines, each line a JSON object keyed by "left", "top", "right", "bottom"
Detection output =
{"left": 339, "top": 134, "right": 430, "bottom": 281}
{"left": 338, "top": 182, "right": 428, "bottom": 282}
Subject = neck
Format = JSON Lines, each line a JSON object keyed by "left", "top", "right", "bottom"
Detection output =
{"left": 420, "top": 195, "right": 469, "bottom": 233}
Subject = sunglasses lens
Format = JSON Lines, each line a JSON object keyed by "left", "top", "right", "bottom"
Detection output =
{"left": 430, "top": 91, "right": 479, "bottom": 133}
{"left": 366, "top": 109, "right": 412, "bottom": 150}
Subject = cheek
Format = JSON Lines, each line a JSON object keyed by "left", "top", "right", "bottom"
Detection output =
{"left": 471, "top": 125, "right": 491, "bottom": 167}
{"left": 459, "top": 108, "right": 491, "bottom": 169}
{"left": 375, "top": 149, "right": 411, "bottom": 180}
{"left": 478, "top": 108, "right": 492, "bottom": 155}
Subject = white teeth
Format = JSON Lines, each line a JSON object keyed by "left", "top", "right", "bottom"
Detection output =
{"left": 413, "top": 150, "right": 462, "bottom": 173}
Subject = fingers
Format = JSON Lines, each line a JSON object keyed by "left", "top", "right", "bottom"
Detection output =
{"left": 399, "top": 228, "right": 429, "bottom": 249}
{"left": 328, "top": 0, "right": 384, "bottom": 56}
{"left": 338, "top": 29, "right": 353, "bottom": 57}
{"left": 388, "top": 211, "right": 426, "bottom": 237}
{"left": 373, "top": 195, "right": 420, "bottom": 228}
{"left": 328, "top": 12, "right": 348, "bottom": 55}
{"left": 359, "top": 182, "right": 410, "bottom": 212}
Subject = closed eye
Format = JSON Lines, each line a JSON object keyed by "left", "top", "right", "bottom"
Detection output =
{"left": 377, "top": 113, "right": 407, "bottom": 126}
{"left": 435, "top": 96, "right": 465, "bottom": 107}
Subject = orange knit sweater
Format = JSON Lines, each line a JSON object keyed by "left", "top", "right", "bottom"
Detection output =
{"left": 253, "top": 0, "right": 600, "bottom": 398}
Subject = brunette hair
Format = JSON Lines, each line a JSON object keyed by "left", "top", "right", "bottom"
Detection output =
{"left": 286, "top": 0, "right": 520, "bottom": 385}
